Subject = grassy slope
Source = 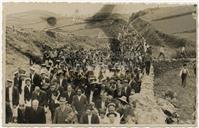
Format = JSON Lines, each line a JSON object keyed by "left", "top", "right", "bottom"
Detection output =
{"left": 154, "top": 66, "right": 196, "bottom": 123}
{"left": 141, "top": 5, "right": 196, "bottom": 43}
{"left": 130, "top": 6, "right": 196, "bottom": 58}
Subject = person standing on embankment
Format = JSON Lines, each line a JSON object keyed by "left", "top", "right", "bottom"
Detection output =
{"left": 179, "top": 63, "right": 190, "bottom": 88}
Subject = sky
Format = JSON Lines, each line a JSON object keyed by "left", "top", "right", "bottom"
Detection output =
{"left": 3, "top": 3, "right": 184, "bottom": 17}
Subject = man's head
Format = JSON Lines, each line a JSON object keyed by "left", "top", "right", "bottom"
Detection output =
{"left": 77, "top": 88, "right": 82, "bottom": 96}
{"left": 50, "top": 84, "right": 56, "bottom": 91}
{"left": 107, "top": 112, "right": 117, "bottom": 123}
{"left": 67, "top": 84, "right": 73, "bottom": 92}
{"left": 34, "top": 86, "right": 40, "bottom": 93}
{"left": 32, "top": 99, "right": 39, "bottom": 110}
{"left": 19, "top": 101, "right": 26, "bottom": 110}
{"left": 108, "top": 103, "right": 116, "bottom": 113}
{"left": 41, "top": 72, "right": 47, "bottom": 79}
{"left": 123, "top": 79, "right": 129, "bottom": 87}
{"left": 25, "top": 78, "right": 31, "bottom": 86}
{"left": 59, "top": 97, "right": 67, "bottom": 108}
{"left": 51, "top": 80, "right": 58, "bottom": 88}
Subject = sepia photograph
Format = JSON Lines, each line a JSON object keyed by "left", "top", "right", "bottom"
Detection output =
{"left": 2, "top": 2, "right": 197, "bottom": 126}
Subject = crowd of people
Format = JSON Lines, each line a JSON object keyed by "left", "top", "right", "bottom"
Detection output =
{"left": 5, "top": 31, "right": 155, "bottom": 124}
{"left": 5, "top": 20, "right": 158, "bottom": 124}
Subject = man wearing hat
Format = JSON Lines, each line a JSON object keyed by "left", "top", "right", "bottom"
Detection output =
{"left": 53, "top": 97, "right": 71, "bottom": 124}
{"left": 144, "top": 52, "right": 152, "bottom": 75}
{"left": 117, "top": 96, "right": 131, "bottom": 124}
{"left": 24, "top": 78, "right": 34, "bottom": 106}
{"left": 107, "top": 112, "right": 119, "bottom": 124}
{"left": 72, "top": 88, "right": 88, "bottom": 122}
{"left": 6, "top": 79, "right": 19, "bottom": 109}
{"left": 6, "top": 79, "right": 20, "bottom": 123}
{"left": 179, "top": 63, "right": 190, "bottom": 87}
{"left": 106, "top": 102, "right": 120, "bottom": 123}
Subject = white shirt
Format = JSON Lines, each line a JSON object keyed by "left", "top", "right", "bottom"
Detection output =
{"left": 60, "top": 78, "right": 63, "bottom": 87}
{"left": 77, "top": 95, "right": 81, "bottom": 101}
{"left": 68, "top": 91, "right": 71, "bottom": 97}
{"left": 28, "top": 85, "right": 31, "bottom": 92}
{"left": 88, "top": 115, "right": 92, "bottom": 124}
{"left": 160, "top": 47, "right": 164, "bottom": 53}
{"left": 31, "top": 73, "right": 35, "bottom": 81}
{"left": 89, "top": 91, "right": 94, "bottom": 103}
{"left": 9, "top": 87, "right": 13, "bottom": 103}
{"left": 101, "top": 101, "right": 105, "bottom": 109}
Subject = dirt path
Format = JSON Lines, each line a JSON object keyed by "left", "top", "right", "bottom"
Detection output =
{"left": 154, "top": 66, "right": 196, "bottom": 124}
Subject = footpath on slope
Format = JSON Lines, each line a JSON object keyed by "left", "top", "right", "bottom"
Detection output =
{"left": 130, "top": 66, "right": 169, "bottom": 124}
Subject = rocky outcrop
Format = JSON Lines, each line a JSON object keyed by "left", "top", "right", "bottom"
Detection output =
{"left": 129, "top": 66, "right": 179, "bottom": 124}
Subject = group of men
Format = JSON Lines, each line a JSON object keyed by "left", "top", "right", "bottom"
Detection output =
{"left": 5, "top": 20, "right": 155, "bottom": 124}
{"left": 6, "top": 38, "right": 154, "bottom": 124}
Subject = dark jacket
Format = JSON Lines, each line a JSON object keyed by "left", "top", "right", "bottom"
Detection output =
{"left": 32, "top": 90, "right": 48, "bottom": 107}
{"left": 53, "top": 107, "right": 69, "bottom": 124}
{"left": 72, "top": 95, "right": 88, "bottom": 114}
{"left": 30, "top": 73, "right": 42, "bottom": 89}
{"left": 24, "top": 85, "right": 34, "bottom": 101}
{"left": 27, "top": 106, "right": 46, "bottom": 124}
{"left": 6, "top": 86, "right": 19, "bottom": 106}
{"left": 80, "top": 113, "right": 99, "bottom": 124}
{"left": 122, "top": 86, "right": 131, "bottom": 98}
{"left": 60, "top": 78, "right": 68, "bottom": 90}
{"left": 17, "top": 107, "right": 31, "bottom": 123}
{"left": 62, "top": 91, "right": 75, "bottom": 104}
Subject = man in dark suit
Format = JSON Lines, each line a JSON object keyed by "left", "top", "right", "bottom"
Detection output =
{"left": 27, "top": 99, "right": 46, "bottom": 124}
{"left": 30, "top": 67, "right": 42, "bottom": 90}
{"left": 6, "top": 79, "right": 19, "bottom": 107}
{"left": 62, "top": 84, "right": 75, "bottom": 104}
{"left": 13, "top": 72, "right": 19, "bottom": 88}
{"left": 122, "top": 79, "right": 131, "bottom": 102}
{"left": 57, "top": 72, "right": 68, "bottom": 90}
{"left": 17, "top": 102, "right": 31, "bottom": 123}
{"left": 80, "top": 107, "right": 100, "bottom": 124}
{"left": 72, "top": 88, "right": 88, "bottom": 122}
{"left": 24, "top": 78, "right": 34, "bottom": 104}
{"left": 32, "top": 86, "right": 48, "bottom": 107}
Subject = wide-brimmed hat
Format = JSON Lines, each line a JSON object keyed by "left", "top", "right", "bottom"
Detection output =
{"left": 14, "top": 71, "right": 18, "bottom": 75}
{"left": 56, "top": 60, "right": 61, "bottom": 62}
{"left": 59, "top": 97, "right": 67, "bottom": 103}
{"left": 30, "top": 67, "right": 36, "bottom": 71}
{"left": 118, "top": 96, "right": 128, "bottom": 104}
{"left": 41, "top": 64, "right": 46, "bottom": 67}
{"left": 107, "top": 102, "right": 116, "bottom": 108}
{"left": 7, "top": 79, "right": 13, "bottom": 83}
{"left": 109, "top": 79, "right": 116, "bottom": 84}
{"left": 25, "top": 78, "right": 31, "bottom": 82}
{"left": 123, "top": 79, "right": 129, "bottom": 83}
{"left": 107, "top": 112, "right": 117, "bottom": 117}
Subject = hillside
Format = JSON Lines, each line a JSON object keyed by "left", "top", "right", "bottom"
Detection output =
{"left": 5, "top": 5, "right": 196, "bottom": 78}
{"left": 5, "top": 25, "right": 108, "bottom": 78}
{"left": 129, "top": 5, "right": 196, "bottom": 58}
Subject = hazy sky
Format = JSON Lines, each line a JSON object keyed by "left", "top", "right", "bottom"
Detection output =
{"left": 3, "top": 3, "right": 182, "bottom": 16}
